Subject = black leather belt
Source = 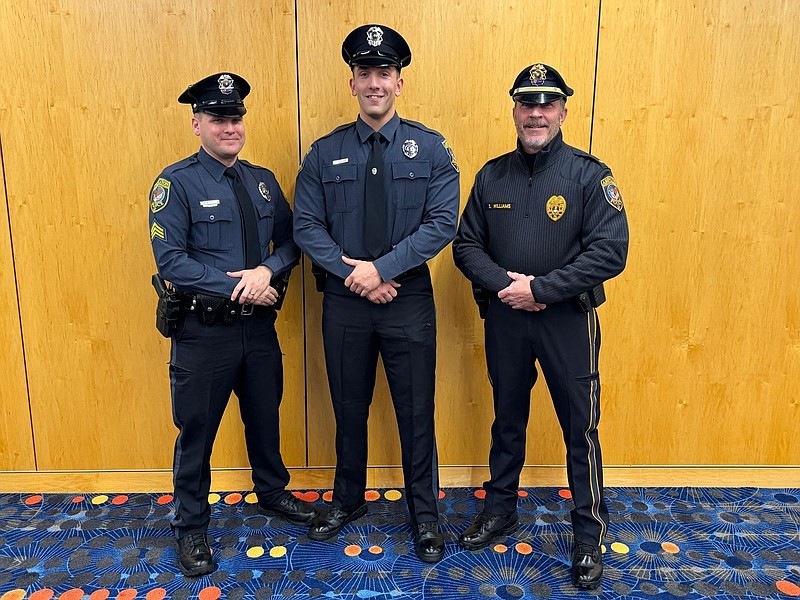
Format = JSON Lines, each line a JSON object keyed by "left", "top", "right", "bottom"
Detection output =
{"left": 181, "top": 293, "right": 273, "bottom": 324}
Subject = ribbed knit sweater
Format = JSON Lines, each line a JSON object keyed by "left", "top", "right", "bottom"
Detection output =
{"left": 452, "top": 131, "right": 629, "bottom": 304}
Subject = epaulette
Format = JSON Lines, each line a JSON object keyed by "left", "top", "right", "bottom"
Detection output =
{"left": 316, "top": 121, "right": 356, "bottom": 142}
{"left": 399, "top": 117, "right": 442, "bottom": 137}
{"left": 238, "top": 159, "right": 271, "bottom": 173}
{"left": 162, "top": 154, "right": 199, "bottom": 177}
{"left": 571, "top": 147, "right": 605, "bottom": 168}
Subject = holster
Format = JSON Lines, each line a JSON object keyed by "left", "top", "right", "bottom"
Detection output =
{"left": 272, "top": 271, "right": 290, "bottom": 311}
{"left": 472, "top": 285, "right": 492, "bottom": 320}
{"left": 575, "top": 282, "right": 606, "bottom": 313}
{"left": 152, "top": 274, "right": 183, "bottom": 337}
{"left": 310, "top": 262, "right": 326, "bottom": 293}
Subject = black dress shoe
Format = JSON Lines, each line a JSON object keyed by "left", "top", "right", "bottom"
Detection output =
{"left": 258, "top": 493, "right": 317, "bottom": 524}
{"left": 459, "top": 512, "right": 518, "bottom": 550}
{"left": 308, "top": 504, "right": 368, "bottom": 540}
{"left": 572, "top": 543, "right": 603, "bottom": 589}
{"left": 176, "top": 532, "right": 214, "bottom": 577}
{"left": 414, "top": 521, "right": 444, "bottom": 563}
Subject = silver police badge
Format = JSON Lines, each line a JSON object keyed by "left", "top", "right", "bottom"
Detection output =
{"left": 367, "top": 26, "right": 383, "bottom": 47}
{"left": 529, "top": 64, "right": 547, "bottom": 85}
{"left": 218, "top": 74, "right": 235, "bottom": 95}
{"left": 258, "top": 182, "right": 271, "bottom": 202}
{"left": 402, "top": 139, "right": 419, "bottom": 159}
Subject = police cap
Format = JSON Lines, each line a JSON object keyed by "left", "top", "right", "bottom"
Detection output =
{"left": 178, "top": 72, "right": 251, "bottom": 117}
{"left": 509, "top": 63, "right": 573, "bottom": 104}
{"left": 342, "top": 24, "right": 411, "bottom": 70}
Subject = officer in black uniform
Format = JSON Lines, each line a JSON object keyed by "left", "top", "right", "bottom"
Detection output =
{"left": 293, "top": 25, "right": 460, "bottom": 563}
{"left": 452, "top": 64, "right": 629, "bottom": 589}
{"left": 149, "top": 72, "right": 316, "bottom": 576}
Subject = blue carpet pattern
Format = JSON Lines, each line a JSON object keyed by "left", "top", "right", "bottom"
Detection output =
{"left": 1, "top": 487, "right": 799, "bottom": 599}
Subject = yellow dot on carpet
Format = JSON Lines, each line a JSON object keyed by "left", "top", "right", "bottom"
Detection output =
{"left": 208, "top": 493, "right": 221, "bottom": 504}
{"left": 91, "top": 495, "right": 108, "bottom": 505}
{"left": 246, "top": 546, "right": 265, "bottom": 558}
{"left": 610, "top": 542, "right": 630, "bottom": 554}
{"left": 245, "top": 492, "right": 258, "bottom": 504}
{"left": 384, "top": 490, "right": 402, "bottom": 501}
{"left": 269, "top": 546, "right": 287, "bottom": 558}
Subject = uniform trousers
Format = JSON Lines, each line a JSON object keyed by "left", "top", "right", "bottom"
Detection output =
{"left": 168, "top": 309, "right": 290, "bottom": 539}
{"left": 321, "top": 272, "right": 439, "bottom": 526}
{"left": 483, "top": 298, "right": 609, "bottom": 545}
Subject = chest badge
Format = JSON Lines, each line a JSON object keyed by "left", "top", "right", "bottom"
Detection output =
{"left": 546, "top": 195, "right": 566, "bottom": 221}
{"left": 258, "top": 182, "right": 271, "bottom": 202}
{"left": 402, "top": 139, "right": 418, "bottom": 159}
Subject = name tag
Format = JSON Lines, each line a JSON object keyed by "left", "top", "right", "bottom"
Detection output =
{"left": 332, "top": 158, "right": 349, "bottom": 165}
{"left": 488, "top": 203, "right": 512, "bottom": 210}
{"left": 200, "top": 199, "right": 220, "bottom": 208}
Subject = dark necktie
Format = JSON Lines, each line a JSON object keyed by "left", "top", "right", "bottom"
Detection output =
{"left": 224, "top": 167, "right": 261, "bottom": 269}
{"left": 364, "top": 132, "right": 387, "bottom": 258}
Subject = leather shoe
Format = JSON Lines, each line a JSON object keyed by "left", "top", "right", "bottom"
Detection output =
{"left": 414, "top": 521, "right": 444, "bottom": 563}
{"left": 308, "top": 504, "right": 368, "bottom": 540}
{"left": 572, "top": 543, "right": 603, "bottom": 589}
{"left": 176, "top": 532, "right": 214, "bottom": 577}
{"left": 459, "top": 512, "right": 518, "bottom": 550}
{"left": 258, "top": 493, "right": 317, "bottom": 525}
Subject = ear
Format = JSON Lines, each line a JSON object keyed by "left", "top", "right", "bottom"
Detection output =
{"left": 560, "top": 105, "right": 568, "bottom": 125}
{"left": 191, "top": 115, "right": 201, "bottom": 136}
{"left": 350, "top": 77, "right": 357, "bottom": 96}
{"left": 395, "top": 77, "right": 404, "bottom": 96}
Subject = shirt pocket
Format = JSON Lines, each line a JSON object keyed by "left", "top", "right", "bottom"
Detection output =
{"left": 189, "top": 204, "right": 234, "bottom": 251}
{"left": 254, "top": 198, "right": 274, "bottom": 251}
{"left": 321, "top": 163, "right": 358, "bottom": 212}
{"left": 391, "top": 161, "right": 430, "bottom": 209}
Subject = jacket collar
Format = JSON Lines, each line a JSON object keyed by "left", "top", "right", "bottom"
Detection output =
{"left": 513, "top": 130, "right": 565, "bottom": 174}
{"left": 356, "top": 112, "right": 400, "bottom": 144}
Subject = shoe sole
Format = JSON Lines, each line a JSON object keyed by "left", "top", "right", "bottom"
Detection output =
{"left": 257, "top": 505, "right": 315, "bottom": 525}
{"left": 178, "top": 561, "right": 214, "bottom": 577}
{"left": 307, "top": 504, "right": 368, "bottom": 541}
{"left": 572, "top": 577, "right": 602, "bottom": 590}
{"left": 459, "top": 520, "right": 519, "bottom": 551}
{"left": 416, "top": 548, "right": 444, "bottom": 563}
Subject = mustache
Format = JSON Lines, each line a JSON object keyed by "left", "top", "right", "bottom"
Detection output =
{"left": 524, "top": 120, "right": 546, "bottom": 128}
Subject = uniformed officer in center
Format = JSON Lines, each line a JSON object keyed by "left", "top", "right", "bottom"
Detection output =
{"left": 149, "top": 72, "right": 316, "bottom": 576}
{"left": 293, "top": 25, "right": 460, "bottom": 563}
{"left": 452, "top": 64, "right": 629, "bottom": 589}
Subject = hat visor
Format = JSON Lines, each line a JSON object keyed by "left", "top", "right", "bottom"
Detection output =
{"left": 513, "top": 91, "right": 565, "bottom": 104}
{"left": 195, "top": 105, "right": 247, "bottom": 117}
{"left": 349, "top": 53, "right": 401, "bottom": 69}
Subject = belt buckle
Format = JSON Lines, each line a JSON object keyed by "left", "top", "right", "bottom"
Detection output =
{"left": 241, "top": 303, "right": 254, "bottom": 317}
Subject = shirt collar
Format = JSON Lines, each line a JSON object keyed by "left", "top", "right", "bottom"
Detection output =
{"left": 514, "top": 130, "right": 565, "bottom": 173}
{"left": 197, "top": 146, "right": 232, "bottom": 182}
{"left": 356, "top": 113, "right": 400, "bottom": 144}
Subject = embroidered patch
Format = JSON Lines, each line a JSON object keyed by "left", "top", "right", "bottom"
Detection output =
{"left": 150, "top": 221, "right": 166, "bottom": 241}
{"left": 546, "top": 195, "right": 566, "bottom": 221}
{"left": 259, "top": 182, "right": 271, "bottom": 202}
{"left": 601, "top": 176, "right": 623, "bottom": 211}
{"left": 442, "top": 140, "right": 459, "bottom": 173}
{"left": 150, "top": 178, "right": 171, "bottom": 213}
{"left": 488, "top": 203, "right": 512, "bottom": 210}
{"left": 402, "top": 139, "right": 418, "bottom": 159}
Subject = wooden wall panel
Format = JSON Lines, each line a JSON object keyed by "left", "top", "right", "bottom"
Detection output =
{"left": 0, "top": 137, "right": 35, "bottom": 470}
{"left": 297, "top": 0, "right": 602, "bottom": 467}
{"left": 0, "top": 0, "right": 306, "bottom": 470}
{"left": 594, "top": 0, "right": 800, "bottom": 463}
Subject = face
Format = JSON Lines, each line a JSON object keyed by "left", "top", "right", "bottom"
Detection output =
{"left": 350, "top": 66, "right": 403, "bottom": 127}
{"left": 191, "top": 112, "right": 245, "bottom": 165}
{"left": 513, "top": 99, "right": 567, "bottom": 153}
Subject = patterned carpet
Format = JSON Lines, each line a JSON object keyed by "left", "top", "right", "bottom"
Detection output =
{"left": 1, "top": 487, "right": 799, "bottom": 599}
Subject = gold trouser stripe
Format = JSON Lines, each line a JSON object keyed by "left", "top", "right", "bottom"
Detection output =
{"left": 584, "top": 308, "right": 606, "bottom": 541}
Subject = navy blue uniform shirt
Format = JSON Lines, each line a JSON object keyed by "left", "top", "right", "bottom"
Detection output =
{"left": 149, "top": 147, "right": 299, "bottom": 296}
{"left": 293, "top": 113, "right": 460, "bottom": 281}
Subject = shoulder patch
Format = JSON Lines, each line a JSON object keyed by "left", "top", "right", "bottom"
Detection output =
{"left": 441, "top": 140, "right": 459, "bottom": 173}
{"left": 601, "top": 176, "right": 623, "bottom": 211}
{"left": 150, "top": 220, "right": 167, "bottom": 241}
{"left": 150, "top": 178, "right": 171, "bottom": 213}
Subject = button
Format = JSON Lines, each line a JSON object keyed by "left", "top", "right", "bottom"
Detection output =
{"left": 409, "top": 172, "right": 414, "bottom": 178}
{"left": 209, "top": 215, "right": 215, "bottom": 221}
{"left": 335, "top": 175, "right": 341, "bottom": 182}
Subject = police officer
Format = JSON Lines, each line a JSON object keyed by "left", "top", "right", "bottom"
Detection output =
{"left": 149, "top": 72, "right": 316, "bottom": 576}
{"left": 293, "top": 25, "right": 460, "bottom": 563}
{"left": 452, "top": 64, "right": 628, "bottom": 589}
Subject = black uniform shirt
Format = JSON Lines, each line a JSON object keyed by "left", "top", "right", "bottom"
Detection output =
{"left": 452, "top": 131, "right": 629, "bottom": 304}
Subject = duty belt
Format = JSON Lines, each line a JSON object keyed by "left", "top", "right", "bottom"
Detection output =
{"left": 181, "top": 293, "right": 273, "bottom": 324}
